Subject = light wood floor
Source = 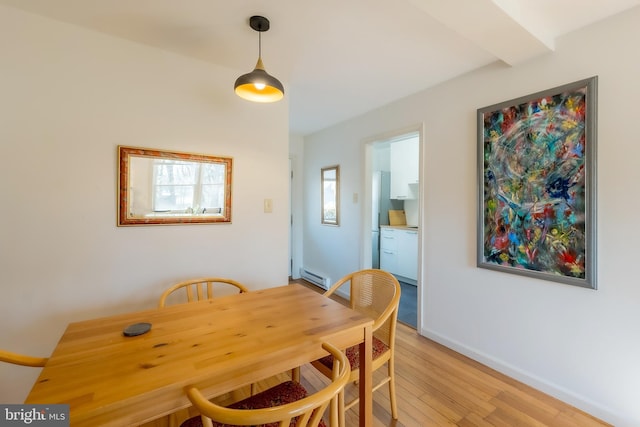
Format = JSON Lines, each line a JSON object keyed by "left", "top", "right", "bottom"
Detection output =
{"left": 143, "top": 280, "right": 611, "bottom": 426}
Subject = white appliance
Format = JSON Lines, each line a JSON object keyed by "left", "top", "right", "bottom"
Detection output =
{"left": 372, "top": 171, "right": 393, "bottom": 268}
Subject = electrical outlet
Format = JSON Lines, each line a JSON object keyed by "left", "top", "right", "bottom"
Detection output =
{"left": 264, "top": 199, "right": 273, "bottom": 213}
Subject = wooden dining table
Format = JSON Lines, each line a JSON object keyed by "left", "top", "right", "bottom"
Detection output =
{"left": 25, "top": 284, "right": 374, "bottom": 427}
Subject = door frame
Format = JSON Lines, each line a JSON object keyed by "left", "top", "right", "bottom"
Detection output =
{"left": 360, "top": 123, "right": 424, "bottom": 329}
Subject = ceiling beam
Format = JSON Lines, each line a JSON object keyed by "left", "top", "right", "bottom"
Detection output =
{"left": 407, "top": 0, "right": 554, "bottom": 66}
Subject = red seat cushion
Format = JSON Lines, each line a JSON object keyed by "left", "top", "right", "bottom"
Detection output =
{"left": 317, "top": 336, "right": 389, "bottom": 371}
{"left": 180, "top": 381, "right": 327, "bottom": 427}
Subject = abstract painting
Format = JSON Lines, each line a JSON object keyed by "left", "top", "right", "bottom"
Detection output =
{"left": 477, "top": 77, "right": 597, "bottom": 289}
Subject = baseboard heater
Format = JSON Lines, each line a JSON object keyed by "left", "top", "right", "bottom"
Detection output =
{"left": 299, "top": 268, "right": 330, "bottom": 290}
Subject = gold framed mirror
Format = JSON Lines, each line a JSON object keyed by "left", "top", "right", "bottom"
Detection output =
{"left": 321, "top": 165, "right": 340, "bottom": 226}
{"left": 118, "top": 146, "right": 232, "bottom": 226}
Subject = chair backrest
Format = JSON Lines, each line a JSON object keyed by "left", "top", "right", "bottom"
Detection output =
{"left": 186, "top": 342, "right": 350, "bottom": 427}
{"left": 324, "top": 269, "right": 401, "bottom": 348}
{"left": 0, "top": 350, "right": 48, "bottom": 367}
{"left": 159, "top": 277, "right": 249, "bottom": 307}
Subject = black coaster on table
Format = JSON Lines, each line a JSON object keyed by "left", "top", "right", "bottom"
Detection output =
{"left": 123, "top": 322, "right": 152, "bottom": 337}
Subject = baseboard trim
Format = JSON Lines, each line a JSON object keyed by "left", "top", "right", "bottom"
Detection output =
{"left": 420, "top": 328, "right": 624, "bottom": 426}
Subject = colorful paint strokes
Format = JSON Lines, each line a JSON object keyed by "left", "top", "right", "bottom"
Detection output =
{"left": 478, "top": 77, "right": 597, "bottom": 288}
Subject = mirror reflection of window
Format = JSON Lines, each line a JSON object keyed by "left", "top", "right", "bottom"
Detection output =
{"left": 321, "top": 165, "right": 340, "bottom": 226}
{"left": 152, "top": 159, "right": 225, "bottom": 214}
{"left": 118, "top": 146, "right": 232, "bottom": 226}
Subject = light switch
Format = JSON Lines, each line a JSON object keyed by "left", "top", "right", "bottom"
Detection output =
{"left": 353, "top": 193, "right": 358, "bottom": 203}
{"left": 264, "top": 198, "right": 273, "bottom": 213}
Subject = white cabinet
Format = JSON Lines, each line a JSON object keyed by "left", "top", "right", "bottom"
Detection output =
{"left": 396, "top": 229, "right": 418, "bottom": 280}
{"left": 390, "top": 137, "right": 419, "bottom": 199}
{"left": 380, "top": 227, "right": 417, "bottom": 281}
{"left": 380, "top": 227, "right": 398, "bottom": 274}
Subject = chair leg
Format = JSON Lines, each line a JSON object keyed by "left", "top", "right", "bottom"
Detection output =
{"left": 388, "top": 361, "right": 398, "bottom": 419}
{"left": 330, "top": 390, "right": 346, "bottom": 427}
{"left": 329, "top": 393, "right": 338, "bottom": 427}
{"left": 338, "top": 389, "right": 345, "bottom": 427}
{"left": 291, "top": 366, "right": 300, "bottom": 383}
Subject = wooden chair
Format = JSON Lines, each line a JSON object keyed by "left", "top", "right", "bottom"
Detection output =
{"left": 159, "top": 277, "right": 249, "bottom": 307}
{"left": 161, "top": 277, "right": 250, "bottom": 426}
{"left": 183, "top": 342, "right": 350, "bottom": 427}
{"left": 0, "top": 350, "right": 48, "bottom": 367}
{"left": 309, "top": 269, "right": 401, "bottom": 426}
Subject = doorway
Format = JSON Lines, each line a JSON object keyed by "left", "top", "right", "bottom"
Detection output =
{"left": 363, "top": 127, "right": 422, "bottom": 329}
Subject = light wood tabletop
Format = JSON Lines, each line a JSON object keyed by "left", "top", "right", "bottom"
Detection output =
{"left": 25, "top": 284, "right": 374, "bottom": 427}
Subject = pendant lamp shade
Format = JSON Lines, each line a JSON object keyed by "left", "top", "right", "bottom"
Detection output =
{"left": 234, "top": 16, "right": 284, "bottom": 103}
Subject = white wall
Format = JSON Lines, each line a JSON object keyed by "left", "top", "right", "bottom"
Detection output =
{"left": 303, "top": 124, "right": 365, "bottom": 284}
{"left": 302, "top": 7, "right": 640, "bottom": 426}
{"left": 0, "top": 5, "right": 290, "bottom": 403}
{"left": 289, "top": 133, "right": 305, "bottom": 279}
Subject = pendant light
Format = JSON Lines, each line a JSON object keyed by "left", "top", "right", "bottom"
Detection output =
{"left": 234, "top": 15, "right": 284, "bottom": 103}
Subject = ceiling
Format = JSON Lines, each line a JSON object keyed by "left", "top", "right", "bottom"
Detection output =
{"left": 2, "top": 0, "right": 638, "bottom": 135}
